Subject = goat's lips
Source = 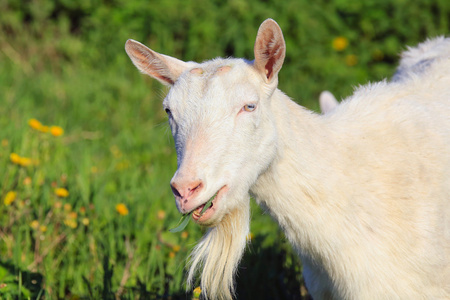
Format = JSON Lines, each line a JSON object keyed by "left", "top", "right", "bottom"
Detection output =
{"left": 192, "top": 202, "right": 213, "bottom": 221}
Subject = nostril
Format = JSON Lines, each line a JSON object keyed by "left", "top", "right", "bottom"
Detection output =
{"left": 170, "top": 180, "right": 203, "bottom": 200}
{"left": 170, "top": 183, "right": 181, "bottom": 198}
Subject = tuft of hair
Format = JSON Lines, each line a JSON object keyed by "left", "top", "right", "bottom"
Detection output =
{"left": 187, "top": 200, "right": 250, "bottom": 300}
{"left": 319, "top": 90, "right": 339, "bottom": 114}
{"left": 392, "top": 36, "right": 450, "bottom": 82}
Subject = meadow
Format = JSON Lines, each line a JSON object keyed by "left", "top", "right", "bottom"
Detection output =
{"left": 0, "top": 0, "right": 448, "bottom": 299}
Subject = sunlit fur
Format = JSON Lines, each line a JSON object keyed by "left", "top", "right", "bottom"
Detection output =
{"left": 392, "top": 36, "right": 450, "bottom": 82}
{"left": 126, "top": 20, "right": 450, "bottom": 300}
{"left": 187, "top": 200, "right": 250, "bottom": 299}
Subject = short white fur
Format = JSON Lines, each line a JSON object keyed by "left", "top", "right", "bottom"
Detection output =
{"left": 125, "top": 19, "right": 450, "bottom": 299}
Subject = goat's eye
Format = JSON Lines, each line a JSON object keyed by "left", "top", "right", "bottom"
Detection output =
{"left": 243, "top": 104, "right": 256, "bottom": 112}
{"left": 165, "top": 108, "right": 171, "bottom": 115}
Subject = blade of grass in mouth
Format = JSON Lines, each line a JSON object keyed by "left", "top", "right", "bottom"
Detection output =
{"left": 169, "top": 192, "right": 217, "bottom": 233}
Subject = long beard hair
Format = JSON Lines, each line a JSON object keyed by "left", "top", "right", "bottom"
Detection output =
{"left": 187, "top": 200, "right": 250, "bottom": 299}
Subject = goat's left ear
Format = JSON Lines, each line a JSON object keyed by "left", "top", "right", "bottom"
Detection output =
{"left": 253, "top": 19, "right": 286, "bottom": 83}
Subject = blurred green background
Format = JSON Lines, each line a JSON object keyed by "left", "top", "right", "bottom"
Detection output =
{"left": 0, "top": 0, "right": 448, "bottom": 299}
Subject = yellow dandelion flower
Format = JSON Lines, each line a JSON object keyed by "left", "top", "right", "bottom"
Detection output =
{"left": 116, "top": 203, "right": 129, "bottom": 216}
{"left": 169, "top": 251, "right": 175, "bottom": 259}
{"left": 28, "top": 119, "right": 42, "bottom": 130}
{"left": 23, "top": 177, "right": 32, "bottom": 186}
{"left": 157, "top": 210, "right": 166, "bottom": 220}
{"left": 332, "top": 36, "right": 349, "bottom": 51}
{"left": 64, "top": 203, "right": 72, "bottom": 211}
{"left": 30, "top": 220, "right": 39, "bottom": 230}
{"left": 193, "top": 287, "right": 202, "bottom": 298}
{"left": 345, "top": 54, "right": 358, "bottom": 66}
{"left": 3, "top": 191, "right": 17, "bottom": 206}
{"left": 64, "top": 218, "right": 78, "bottom": 228}
{"left": 181, "top": 231, "right": 189, "bottom": 239}
{"left": 18, "top": 156, "right": 32, "bottom": 167}
{"left": 50, "top": 126, "right": 64, "bottom": 137}
{"left": 10, "top": 153, "right": 21, "bottom": 164}
{"left": 39, "top": 225, "right": 47, "bottom": 233}
{"left": 55, "top": 188, "right": 69, "bottom": 198}
{"left": 68, "top": 211, "right": 77, "bottom": 219}
{"left": 82, "top": 218, "right": 90, "bottom": 226}
{"left": 172, "top": 245, "right": 181, "bottom": 252}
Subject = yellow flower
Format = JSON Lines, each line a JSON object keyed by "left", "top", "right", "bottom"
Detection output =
{"left": 28, "top": 119, "right": 42, "bottom": 130}
{"left": 64, "top": 203, "right": 72, "bottom": 211}
{"left": 64, "top": 218, "right": 78, "bottom": 228}
{"left": 55, "top": 188, "right": 69, "bottom": 198}
{"left": 181, "top": 231, "right": 189, "bottom": 239}
{"left": 18, "top": 156, "right": 32, "bottom": 167}
{"left": 68, "top": 212, "right": 77, "bottom": 219}
{"left": 82, "top": 218, "right": 90, "bottom": 226}
{"left": 116, "top": 203, "right": 129, "bottom": 216}
{"left": 169, "top": 251, "right": 175, "bottom": 259}
{"left": 3, "top": 191, "right": 17, "bottom": 206}
{"left": 332, "top": 36, "right": 349, "bottom": 51}
{"left": 157, "top": 210, "right": 166, "bottom": 220}
{"left": 50, "top": 126, "right": 64, "bottom": 137}
{"left": 1, "top": 139, "right": 9, "bottom": 147}
{"left": 30, "top": 220, "right": 39, "bottom": 230}
{"left": 10, "top": 153, "right": 21, "bottom": 164}
{"left": 39, "top": 225, "right": 47, "bottom": 233}
{"left": 23, "top": 177, "right": 32, "bottom": 186}
{"left": 193, "top": 287, "right": 202, "bottom": 298}
{"left": 345, "top": 54, "right": 358, "bottom": 66}
{"left": 172, "top": 245, "right": 181, "bottom": 252}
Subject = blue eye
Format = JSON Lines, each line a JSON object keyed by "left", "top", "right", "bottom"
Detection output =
{"left": 243, "top": 104, "right": 256, "bottom": 112}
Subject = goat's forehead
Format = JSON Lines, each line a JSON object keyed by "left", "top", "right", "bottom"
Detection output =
{"left": 166, "top": 59, "right": 259, "bottom": 106}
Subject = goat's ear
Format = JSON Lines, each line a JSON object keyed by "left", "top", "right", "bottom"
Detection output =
{"left": 253, "top": 19, "right": 286, "bottom": 83}
{"left": 125, "top": 39, "right": 189, "bottom": 86}
{"left": 319, "top": 91, "right": 339, "bottom": 114}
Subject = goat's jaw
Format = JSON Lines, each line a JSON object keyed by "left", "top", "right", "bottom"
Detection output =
{"left": 192, "top": 185, "right": 229, "bottom": 226}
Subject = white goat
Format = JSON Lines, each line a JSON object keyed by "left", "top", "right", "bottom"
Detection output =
{"left": 125, "top": 19, "right": 450, "bottom": 299}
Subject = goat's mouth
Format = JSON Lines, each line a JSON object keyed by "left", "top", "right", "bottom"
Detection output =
{"left": 192, "top": 185, "right": 228, "bottom": 224}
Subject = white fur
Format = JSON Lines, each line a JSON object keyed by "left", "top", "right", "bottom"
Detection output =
{"left": 392, "top": 36, "right": 450, "bottom": 82}
{"left": 319, "top": 90, "right": 339, "bottom": 113}
{"left": 126, "top": 20, "right": 450, "bottom": 299}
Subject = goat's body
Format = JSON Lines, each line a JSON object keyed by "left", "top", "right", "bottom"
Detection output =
{"left": 126, "top": 20, "right": 450, "bottom": 299}
{"left": 252, "top": 61, "right": 450, "bottom": 298}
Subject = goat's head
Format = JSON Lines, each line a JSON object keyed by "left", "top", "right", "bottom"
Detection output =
{"left": 126, "top": 19, "right": 285, "bottom": 227}
{"left": 126, "top": 20, "right": 286, "bottom": 299}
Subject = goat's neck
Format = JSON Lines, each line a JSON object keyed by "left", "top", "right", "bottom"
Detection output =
{"left": 251, "top": 89, "right": 349, "bottom": 264}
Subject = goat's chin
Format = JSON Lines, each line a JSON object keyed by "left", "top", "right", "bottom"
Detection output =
{"left": 187, "top": 198, "right": 250, "bottom": 299}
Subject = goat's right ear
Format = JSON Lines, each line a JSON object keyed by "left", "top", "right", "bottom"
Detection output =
{"left": 253, "top": 19, "right": 286, "bottom": 83}
{"left": 125, "top": 39, "right": 190, "bottom": 86}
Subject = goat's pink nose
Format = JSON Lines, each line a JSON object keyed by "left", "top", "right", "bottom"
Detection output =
{"left": 170, "top": 180, "right": 203, "bottom": 203}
